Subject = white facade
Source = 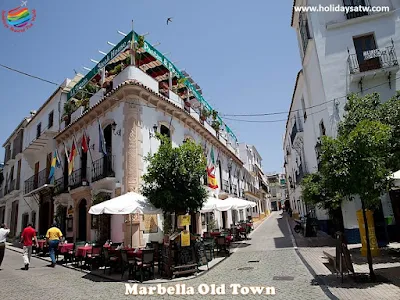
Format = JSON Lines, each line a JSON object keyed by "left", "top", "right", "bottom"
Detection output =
{"left": 286, "top": 0, "right": 400, "bottom": 241}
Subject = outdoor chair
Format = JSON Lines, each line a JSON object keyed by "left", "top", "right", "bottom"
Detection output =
{"left": 134, "top": 249, "right": 155, "bottom": 282}
{"left": 120, "top": 250, "right": 135, "bottom": 279}
{"left": 216, "top": 236, "right": 230, "bottom": 257}
{"left": 103, "top": 247, "right": 119, "bottom": 275}
{"left": 84, "top": 246, "right": 102, "bottom": 271}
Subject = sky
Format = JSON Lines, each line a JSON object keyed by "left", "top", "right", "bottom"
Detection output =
{"left": 0, "top": 0, "right": 300, "bottom": 173}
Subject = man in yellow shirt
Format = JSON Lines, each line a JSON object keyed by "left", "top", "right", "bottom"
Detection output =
{"left": 46, "top": 222, "right": 63, "bottom": 267}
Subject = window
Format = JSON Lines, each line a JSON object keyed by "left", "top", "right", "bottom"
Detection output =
{"left": 353, "top": 34, "right": 381, "bottom": 72}
{"left": 160, "top": 125, "right": 170, "bottom": 138}
{"left": 36, "top": 122, "right": 42, "bottom": 139}
{"left": 31, "top": 211, "right": 36, "bottom": 227}
{"left": 301, "top": 97, "right": 307, "bottom": 121}
{"left": 343, "top": 0, "right": 369, "bottom": 19}
{"left": 299, "top": 12, "right": 311, "bottom": 56}
{"left": 319, "top": 120, "right": 326, "bottom": 136}
{"left": 48, "top": 111, "right": 54, "bottom": 129}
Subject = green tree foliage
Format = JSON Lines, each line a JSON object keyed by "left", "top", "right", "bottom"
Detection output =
{"left": 141, "top": 134, "right": 208, "bottom": 216}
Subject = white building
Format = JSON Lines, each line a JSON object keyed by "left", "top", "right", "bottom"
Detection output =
{"left": 0, "top": 30, "right": 264, "bottom": 246}
{"left": 238, "top": 143, "right": 270, "bottom": 219}
{"left": 284, "top": 0, "right": 400, "bottom": 242}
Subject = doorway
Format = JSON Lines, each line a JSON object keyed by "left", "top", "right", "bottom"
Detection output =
{"left": 78, "top": 199, "right": 87, "bottom": 241}
{"left": 81, "top": 151, "right": 88, "bottom": 180}
{"left": 222, "top": 211, "right": 227, "bottom": 229}
{"left": 39, "top": 200, "right": 50, "bottom": 235}
{"left": 353, "top": 34, "right": 381, "bottom": 72}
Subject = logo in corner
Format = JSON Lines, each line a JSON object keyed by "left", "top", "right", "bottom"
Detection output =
{"left": 2, "top": 1, "right": 36, "bottom": 32}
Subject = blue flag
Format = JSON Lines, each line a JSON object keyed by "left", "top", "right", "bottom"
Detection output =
{"left": 98, "top": 120, "right": 107, "bottom": 156}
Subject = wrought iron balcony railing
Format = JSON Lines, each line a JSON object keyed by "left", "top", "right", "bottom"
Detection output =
{"left": 8, "top": 179, "right": 16, "bottom": 193}
{"left": 222, "top": 180, "right": 229, "bottom": 193}
{"left": 343, "top": 0, "right": 370, "bottom": 20}
{"left": 296, "top": 166, "right": 305, "bottom": 184}
{"left": 232, "top": 185, "right": 238, "bottom": 196}
{"left": 69, "top": 168, "right": 84, "bottom": 190}
{"left": 290, "top": 120, "right": 303, "bottom": 145}
{"left": 54, "top": 177, "right": 68, "bottom": 195}
{"left": 348, "top": 45, "right": 398, "bottom": 74}
{"left": 24, "top": 169, "right": 50, "bottom": 194}
{"left": 91, "top": 155, "right": 115, "bottom": 182}
{"left": 0, "top": 188, "right": 3, "bottom": 199}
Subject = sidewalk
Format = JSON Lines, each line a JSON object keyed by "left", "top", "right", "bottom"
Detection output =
{"left": 285, "top": 214, "right": 400, "bottom": 299}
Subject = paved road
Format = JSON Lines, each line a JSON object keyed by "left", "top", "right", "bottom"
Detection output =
{"left": 0, "top": 212, "right": 330, "bottom": 299}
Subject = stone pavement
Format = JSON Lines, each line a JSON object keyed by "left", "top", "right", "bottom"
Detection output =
{"left": 0, "top": 211, "right": 332, "bottom": 299}
{"left": 287, "top": 214, "right": 400, "bottom": 299}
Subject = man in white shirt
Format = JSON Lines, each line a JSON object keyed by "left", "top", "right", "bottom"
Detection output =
{"left": 0, "top": 223, "right": 10, "bottom": 269}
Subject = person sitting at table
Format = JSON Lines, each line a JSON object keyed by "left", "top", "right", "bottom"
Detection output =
{"left": 46, "top": 222, "right": 63, "bottom": 267}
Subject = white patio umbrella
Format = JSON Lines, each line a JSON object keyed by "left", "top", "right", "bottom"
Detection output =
{"left": 88, "top": 192, "right": 162, "bottom": 247}
{"left": 200, "top": 197, "right": 233, "bottom": 212}
{"left": 223, "top": 197, "right": 257, "bottom": 210}
{"left": 88, "top": 192, "right": 162, "bottom": 215}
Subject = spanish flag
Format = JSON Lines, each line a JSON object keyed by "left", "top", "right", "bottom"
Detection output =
{"left": 207, "top": 147, "right": 218, "bottom": 189}
{"left": 68, "top": 141, "right": 77, "bottom": 175}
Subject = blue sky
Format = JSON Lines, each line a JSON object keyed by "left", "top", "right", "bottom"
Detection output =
{"left": 0, "top": 0, "right": 300, "bottom": 173}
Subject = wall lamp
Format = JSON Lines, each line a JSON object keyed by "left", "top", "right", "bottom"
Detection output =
{"left": 111, "top": 121, "right": 121, "bottom": 136}
{"left": 149, "top": 124, "right": 158, "bottom": 138}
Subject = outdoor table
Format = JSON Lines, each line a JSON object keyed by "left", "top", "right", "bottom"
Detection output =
{"left": 37, "top": 239, "right": 46, "bottom": 249}
{"left": 209, "top": 232, "right": 221, "bottom": 237}
{"left": 58, "top": 243, "right": 74, "bottom": 254}
{"left": 76, "top": 246, "right": 92, "bottom": 257}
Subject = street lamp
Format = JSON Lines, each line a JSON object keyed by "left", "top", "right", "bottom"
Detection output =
{"left": 111, "top": 121, "right": 121, "bottom": 136}
{"left": 149, "top": 124, "right": 158, "bottom": 138}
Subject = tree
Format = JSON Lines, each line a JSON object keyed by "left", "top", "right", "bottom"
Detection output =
{"left": 141, "top": 134, "right": 208, "bottom": 232}
{"left": 303, "top": 118, "right": 393, "bottom": 280}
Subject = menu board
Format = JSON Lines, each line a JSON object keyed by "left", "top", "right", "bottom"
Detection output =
{"left": 143, "top": 214, "right": 158, "bottom": 233}
{"left": 181, "top": 231, "right": 190, "bottom": 247}
{"left": 178, "top": 215, "right": 191, "bottom": 227}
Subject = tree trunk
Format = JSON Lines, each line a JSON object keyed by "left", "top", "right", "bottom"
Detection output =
{"left": 361, "top": 199, "right": 376, "bottom": 281}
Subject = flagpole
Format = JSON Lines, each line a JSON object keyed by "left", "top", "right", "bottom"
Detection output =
{"left": 72, "top": 134, "right": 82, "bottom": 157}
{"left": 57, "top": 148, "right": 64, "bottom": 174}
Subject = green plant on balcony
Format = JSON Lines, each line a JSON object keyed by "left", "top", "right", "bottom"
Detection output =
{"left": 125, "top": 56, "right": 131, "bottom": 66}
{"left": 108, "top": 64, "right": 122, "bottom": 76}
{"left": 211, "top": 120, "right": 221, "bottom": 132}
{"left": 200, "top": 107, "right": 210, "bottom": 121}
{"left": 137, "top": 35, "right": 145, "bottom": 49}
{"left": 211, "top": 109, "right": 218, "bottom": 121}
{"left": 63, "top": 101, "right": 76, "bottom": 119}
{"left": 177, "top": 77, "right": 187, "bottom": 86}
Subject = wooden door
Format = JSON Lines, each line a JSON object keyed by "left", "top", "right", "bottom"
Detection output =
{"left": 353, "top": 34, "right": 381, "bottom": 72}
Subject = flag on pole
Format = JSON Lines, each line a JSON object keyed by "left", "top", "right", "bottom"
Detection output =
{"left": 81, "top": 133, "right": 89, "bottom": 153}
{"left": 207, "top": 147, "right": 218, "bottom": 189}
{"left": 48, "top": 149, "right": 61, "bottom": 181}
{"left": 98, "top": 120, "right": 107, "bottom": 155}
{"left": 68, "top": 141, "right": 77, "bottom": 175}
{"left": 64, "top": 143, "right": 70, "bottom": 165}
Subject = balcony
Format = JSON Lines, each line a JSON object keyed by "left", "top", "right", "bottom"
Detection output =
{"left": 290, "top": 120, "right": 304, "bottom": 147}
{"left": 53, "top": 177, "right": 68, "bottom": 196}
{"left": 8, "top": 179, "right": 16, "bottom": 193}
{"left": 69, "top": 168, "right": 90, "bottom": 190}
{"left": 344, "top": 1, "right": 370, "bottom": 20}
{"left": 221, "top": 180, "right": 230, "bottom": 194}
{"left": 24, "top": 169, "right": 52, "bottom": 196}
{"left": 348, "top": 45, "right": 399, "bottom": 80}
{"left": 232, "top": 185, "right": 238, "bottom": 196}
{"left": 91, "top": 155, "right": 115, "bottom": 183}
{"left": 23, "top": 125, "right": 58, "bottom": 154}
{"left": 296, "top": 166, "right": 305, "bottom": 184}
{"left": 0, "top": 188, "right": 3, "bottom": 199}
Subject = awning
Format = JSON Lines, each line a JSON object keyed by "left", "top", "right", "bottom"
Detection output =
{"left": 88, "top": 192, "right": 162, "bottom": 215}
{"left": 223, "top": 197, "right": 257, "bottom": 210}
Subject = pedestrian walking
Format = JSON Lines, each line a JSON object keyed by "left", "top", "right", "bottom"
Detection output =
{"left": 0, "top": 223, "right": 10, "bottom": 269}
{"left": 46, "top": 222, "right": 63, "bottom": 267}
{"left": 20, "top": 223, "right": 38, "bottom": 270}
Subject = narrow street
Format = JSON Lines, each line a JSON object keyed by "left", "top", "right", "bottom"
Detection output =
{"left": 0, "top": 212, "right": 330, "bottom": 299}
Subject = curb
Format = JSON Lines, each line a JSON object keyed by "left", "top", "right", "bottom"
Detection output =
{"left": 285, "top": 214, "right": 298, "bottom": 249}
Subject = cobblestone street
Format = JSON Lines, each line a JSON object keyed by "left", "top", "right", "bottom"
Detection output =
{"left": 0, "top": 212, "right": 329, "bottom": 299}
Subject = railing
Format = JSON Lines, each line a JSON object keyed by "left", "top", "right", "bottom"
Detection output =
{"left": 8, "top": 179, "right": 16, "bottom": 193}
{"left": 54, "top": 177, "right": 68, "bottom": 195}
{"left": 222, "top": 180, "right": 229, "bottom": 193}
{"left": 69, "top": 168, "right": 84, "bottom": 190}
{"left": 24, "top": 169, "right": 50, "bottom": 194}
{"left": 91, "top": 155, "right": 115, "bottom": 182}
{"left": 343, "top": 0, "right": 369, "bottom": 20}
{"left": 290, "top": 120, "right": 303, "bottom": 145}
{"left": 348, "top": 45, "right": 398, "bottom": 74}
{"left": 0, "top": 188, "right": 3, "bottom": 198}
{"left": 232, "top": 185, "right": 238, "bottom": 196}
{"left": 4, "top": 149, "right": 11, "bottom": 163}
{"left": 240, "top": 188, "right": 244, "bottom": 197}
{"left": 296, "top": 166, "right": 305, "bottom": 184}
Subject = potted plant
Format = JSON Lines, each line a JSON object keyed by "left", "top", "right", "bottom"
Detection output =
{"left": 137, "top": 35, "right": 145, "bottom": 49}
{"left": 200, "top": 107, "right": 210, "bottom": 121}
{"left": 211, "top": 109, "right": 218, "bottom": 121}
{"left": 211, "top": 120, "right": 221, "bottom": 132}
{"left": 63, "top": 101, "right": 75, "bottom": 121}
